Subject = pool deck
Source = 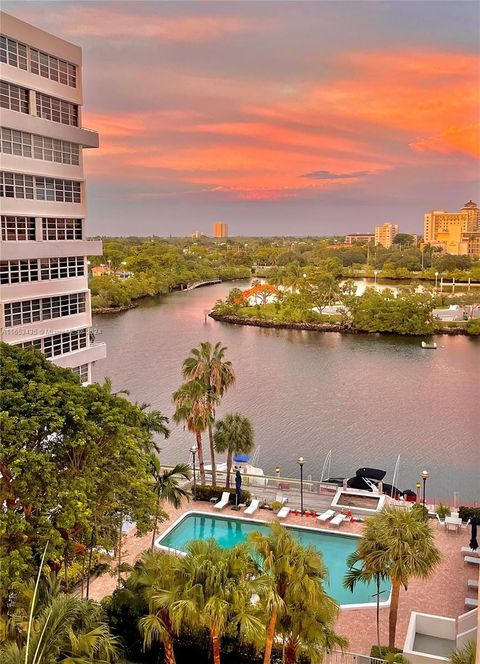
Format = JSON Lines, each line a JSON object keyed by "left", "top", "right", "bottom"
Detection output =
{"left": 88, "top": 499, "right": 477, "bottom": 655}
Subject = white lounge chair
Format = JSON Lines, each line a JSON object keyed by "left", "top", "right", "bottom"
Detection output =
{"left": 277, "top": 506, "right": 290, "bottom": 519}
{"left": 330, "top": 513, "right": 347, "bottom": 527}
{"left": 465, "top": 556, "right": 480, "bottom": 565}
{"left": 465, "top": 598, "right": 478, "bottom": 608}
{"left": 467, "top": 579, "right": 478, "bottom": 590}
{"left": 461, "top": 547, "right": 480, "bottom": 556}
{"left": 214, "top": 492, "right": 230, "bottom": 510}
{"left": 244, "top": 499, "right": 260, "bottom": 515}
{"left": 317, "top": 509, "right": 336, "bottom": 522}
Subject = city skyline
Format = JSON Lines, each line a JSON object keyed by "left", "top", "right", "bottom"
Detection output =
{"left": 3, "top": 0, "right": 479, "bottom": 236}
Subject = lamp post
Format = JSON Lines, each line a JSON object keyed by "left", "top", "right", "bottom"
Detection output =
{"left": 275, "top": 466, "right": 280, "bottom": 489}
{"left": 190, "top": 445, "right": 198, "bottom": 500}
{"left": 435, "top": 271, "right": 439, "bottom": 290}
{"left": 298, "top": 457, "right": 305, "bottom": 515}
{"left": 374, "top": 270, "right": 379, "bottom": 289}
{"left": 416, "top": 483, "right": 421, "bottom": 504}
{"left": 420, "top": 470, "right": 429, "bottom": 508}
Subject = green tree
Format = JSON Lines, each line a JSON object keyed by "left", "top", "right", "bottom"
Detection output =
{"left": 250, "top": 522, "right": 346, "bottom": 664}
{"left": 213, "top": 413, "right": 255, "bottom": 488}
{"left": 181, "top": 342, "right": 235, "bottom": 487}
{"left": 348, "top": 507, "right": 441, "bottom": 649}
{"left": 172, "top": 380, "right": 213, "bottom": 486}
{"left": 149, "top": 458, "right": 191, "bottom": 550}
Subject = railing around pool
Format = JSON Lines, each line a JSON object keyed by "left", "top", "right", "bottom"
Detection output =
{"left": 325, "top": 650, "right": 386, "bottom": 664}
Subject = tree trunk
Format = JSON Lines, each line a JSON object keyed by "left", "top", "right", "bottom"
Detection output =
{"left": 263, "top": 611, "right": 277, "bottom": 664}
{"left": 151, "top": 485, "right": 161, "bottom": 551}
{"left": 208, "top": 421, "right": 217, "bottom": 487}
{"left": 284, "top": 638, "right": 298, "bottom": 664}
{"left": 197, "top": 431, "right": 206, "bottom": 485}
{"left": 86, "top": 527, "right": 95, "bottom": 599}
{"left": 117, "top": 517, "right": 123, "bottom": 588}
{"left": 80, "top": 554, "right": 86, "bottom": 598}
{"left": 211, "top": 621, "right": 221, "bottom": 664}
{"left": 388, "top": 578, "right": 401, "bottom": 649}
{"left": 163, "top": 632, "right": 176, "bottom": 664}
{"left": 225, "top": 452, "right": 233, "bottom": 489}
{"left": 376, "top": 574, "right": 381, "bottom": 650}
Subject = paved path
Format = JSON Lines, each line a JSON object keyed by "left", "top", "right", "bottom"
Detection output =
{"left": 88, "top": 500, "right": 477, "bottom": 655}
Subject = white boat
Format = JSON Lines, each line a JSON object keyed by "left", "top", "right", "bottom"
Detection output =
{"left": 421, "top": 341, "right": 437, "bottom": 349}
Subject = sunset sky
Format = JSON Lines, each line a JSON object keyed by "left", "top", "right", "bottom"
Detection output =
{"left": 4, "top": 1, "right": 480, "bottom": 236}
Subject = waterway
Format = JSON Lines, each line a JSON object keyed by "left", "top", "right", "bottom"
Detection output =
{"left": 93, "top": 280, "right": 480, "bottom": 502}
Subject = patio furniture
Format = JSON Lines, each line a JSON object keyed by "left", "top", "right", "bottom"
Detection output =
{"left": 445, "top": 516, "right": 462, "bottom": 533}
{"left": 464, "top": 556, "right": 480, "bottom": 565}
{"left": 214, "top": 492, "right": 230, "bottom": 510}
{"left": 275, "top": 493, "right": 288, "bottom": 505}
{"left": 330, "top": 513, "right": 347, "bottom": 527}
{"left": 277, "top": 506, "right": 290, "bottom": 519}
{"left": 460, "top": 546, "right": 480, "bottom": 556}
{"left": 465, "top": 598, "right": 478, "bottom": 608}
{"left": 316, "top": 509, "right": 336, "bottom": 522}
{"left": 467, "top": 579, "right": 478, "bottom": 590}
{"left": 244, "top": 499, "right": 260, "bottom": 515}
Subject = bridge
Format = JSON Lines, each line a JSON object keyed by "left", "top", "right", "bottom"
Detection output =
{"left": 184, "top": 279, "right": 222, "bottom": 291}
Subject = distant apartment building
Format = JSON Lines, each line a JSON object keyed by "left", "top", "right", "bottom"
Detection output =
{"left": 344, "top": 233, "right": 375, "bottom": 245}
{"left": 424, "top": 200, "right": 480, "bottom": 256}
{"left": 213, "top": 222, "right": 228, "bottom": 238}
{"left": 191, "top": 230, "right": 207, "bottom": 239}
{"left": 0, "top": 12, "right": 105, "bottom": 384}
{"left": 375, "top": 222, "right": 399, "bottom": 248}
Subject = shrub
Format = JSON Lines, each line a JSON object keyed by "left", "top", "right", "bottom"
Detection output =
{"left": 466, "top": 318, "right": 480, "bottom": 335}
{"left": 411, "top": 503, "right": 429, "bottom": 521}
{"left": 193, "top": 485, "right": 251, "bottom": 504}
{"left": 271, "top": 501, "right": 283, "bottom": 512}
{"left": 436, "top": 504, "right": 451, "bottom": 519}
{"left": 370, "top": 646, "right": 405, "bottom": 661}
{"left": 459, "top": 506, "right": 480, "bottom": 522}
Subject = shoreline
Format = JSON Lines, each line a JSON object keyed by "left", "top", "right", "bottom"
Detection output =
{"left": 209, "top": 312, "right": 470, "bottom": 336}
{"left": 93, "top": 303, "right": 138, "bottom": 314}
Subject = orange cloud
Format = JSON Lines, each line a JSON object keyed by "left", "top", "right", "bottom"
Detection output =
{"left": 410, "top": 124, "right": 480, "bottom": 159}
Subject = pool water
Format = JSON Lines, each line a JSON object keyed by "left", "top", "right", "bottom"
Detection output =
{"left": 157, "top": 512, "right": 391, "bottom": 606}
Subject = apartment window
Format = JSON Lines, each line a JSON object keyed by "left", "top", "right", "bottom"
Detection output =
{"left": 1, "top": 216, "right": 36, "bottom": 241}
{"left": 0, "top": 80, "right": 29, "bottom": 113}
{"left": 22, "top": 328, "right": 87, "bottom": 358}
{"left": 0, "top": 35, "right": 28, "bottom": 70}
{"left": 72, "top": 363, "right": 89, "bottom": 383}
{"left": 0, "top": 128, "right": 79, "bottom": 165}
{"left": 0, "top": 259, "right": 39, "bottom": 284}
{"left": 40, "top": 256, "right": 85, "bottom": 280}
{"left": 0, "top": 127, "right": 32, "bottom": 157}
{"left": 36, "top": 93, "right": 78, "bottom": 127}
{"left": 3, "top": 292, "right": 86, "bottom": 327}
{"left": 30, "top": 48, "right": 76, "bottom": 88}
{"left": 42, "top": 218, "right": 83, "bottom": 240}
{"left": 0, "top": 172, "right": 81, "bottom": 203}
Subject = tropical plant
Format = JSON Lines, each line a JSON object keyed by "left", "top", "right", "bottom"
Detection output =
{"left": 449, "top": 641, "right": 476, "bottom": 664}
{"left": 149, "top": 458, "right": 192, "bottom": 550}
{"left": 153, "top": 539, "right": 264, "bottom": 664}
{"left": 214, "top": 413, "right": 254, "bottom": 488}
{"left": 436, "top": 504, "right": 451, "bottom": 520}
{"left": 347, "top": 506, "right": 441, "bottom": 649}
{"left": 172, "top": 379, "right": 213, "bottom": 485}
{"left": 182, "top": 342, "right": 236, "bottom": 486}
{"left": 250, "top": 522, "right": 346, "bottom": 664}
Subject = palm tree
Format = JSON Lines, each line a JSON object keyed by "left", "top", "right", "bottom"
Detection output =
{"left": 172, "top": 379, "right": 213, "bottom": 485}
{"left": 214, "top": 413, "right": 254, "bottom": 488}
{"left": 250, "top": 522, "right": 346, "bottom": 664}
{"left": 347, "top": 506, "right": 441, "bottom": 650}
{"left": 182, "top": 342, "right": 235, "bottom": 487}
{"left": 155, "top": 539, "right": 264, "bottom": 664}
{"left": 149, "top": 457, "right": 192, "bottom": 550}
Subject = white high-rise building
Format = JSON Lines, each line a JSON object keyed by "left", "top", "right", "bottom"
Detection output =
{"left": 0, "top": 12, "right": 106, "bottom": 383}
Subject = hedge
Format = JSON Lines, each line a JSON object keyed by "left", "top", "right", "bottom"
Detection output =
{"left": 459, "top": 506, "right": 480, "bottom": 522}
{"left": 193, "top": 485, "right": 252, "bottom": 505}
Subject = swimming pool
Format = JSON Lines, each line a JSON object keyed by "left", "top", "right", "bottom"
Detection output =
{"left": 155, "top": 511, "right": 391, "bottom": 608}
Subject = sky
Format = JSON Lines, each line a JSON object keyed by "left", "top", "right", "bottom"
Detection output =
{"left": 4, "top": 1, "right": 480, "bottom": 236}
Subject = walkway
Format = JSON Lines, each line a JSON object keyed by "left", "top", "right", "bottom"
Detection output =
{"left": 184, "top": 279, "right": 221, "bottom": 291}
{"left": 88, "top": 499, "right": 475, "bottom": 655}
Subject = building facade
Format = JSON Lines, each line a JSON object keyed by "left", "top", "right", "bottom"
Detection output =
{"left": 213, "top": 222, "right": 228, "bottom": 238}
{"left": 344, "top": 233, "right": 375, "bottom": 245}
{"left": 424, "top": 200, "right": 480, "bottom": 256}
{"left": 374, "top": 222, "right": 399, "bottom": 248}
{"left": 0, "top": 12, "right": 105, "bottom": 383}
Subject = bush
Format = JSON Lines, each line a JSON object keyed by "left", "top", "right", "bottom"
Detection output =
{"left": 436, "top": 504, "right": 451, "bottom": 519}
{"left": 411, "top": 503, "right": 429, "bottom": 521}
{"left": 371, "top": 646, "right": 407, "bottom": 663}
{"left": 193, "top": 485, "right": 251, "bottom": 505}
{"left": 466, "top": 318, "right": 480, "bottom": 335}
{"left": 459, "top": 506, "right": 480, "bottom": 522}
{"left": 271, "top": 501, "right": 283, "bottom": 512}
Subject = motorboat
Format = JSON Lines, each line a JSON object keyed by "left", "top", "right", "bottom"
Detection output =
{"left": 325, "top": 466, "right": 414, "bottom": 501}
{"left": 421, "top": 341, "right": 437, "bottom": 349}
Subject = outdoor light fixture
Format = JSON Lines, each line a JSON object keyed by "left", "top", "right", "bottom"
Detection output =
{"left": 297, "top": 457, "right": 305, "bottom": 515}
{"left": 190, "top": 445, "right": 198, "bottom": 500}
{"left": 420, "top": 470, "right": 429, "bottom": 508}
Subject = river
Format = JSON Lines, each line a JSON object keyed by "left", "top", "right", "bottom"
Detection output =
{"left": 93, "top": 280, "right": 479, "bottom": 503}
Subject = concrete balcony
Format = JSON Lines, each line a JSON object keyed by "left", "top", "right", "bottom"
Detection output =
{"left": 0, "top": 309, "right": 92, "bottom": 343}
{"left": 1, "top": 276, "right": 89, "bottom": 301}
{"left": 0, "top": 197, "right": 86, "bottom": 218}
{"left": 51, "top": 342, "right": 106, "bottom": 370}
{"left": 0, "top": 240, "right": 103, "bottom": 260}
{"left": 1, "top": 153, "right": 84, "bottom": 181}
{"left": 0, "top": 108, "right": 98, "bottom": 148}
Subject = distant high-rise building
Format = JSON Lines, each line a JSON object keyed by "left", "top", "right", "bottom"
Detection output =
{"left": 191, "top": 230, "right": 207, "bottom": 239}
{"left": 375, "top": 223, "right": 399, "bottom": 248}
{"left": 0, "top": 12, "right": 105, "bottom": 384}
{"left": 344, "top": 233, "right": 375, "bottom": 245}
{"left": 213, "top": 222, "right": 228, "bottom": 238}
{"left": 424, "top": 200, "right": 479, "bottom": 256}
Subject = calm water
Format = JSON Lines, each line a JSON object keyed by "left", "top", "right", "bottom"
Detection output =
{"left": 93, "top": 280, "right": 480, "bottom": 502}
{"left": 157, "top": 512, "right": 391, "bottom": 606}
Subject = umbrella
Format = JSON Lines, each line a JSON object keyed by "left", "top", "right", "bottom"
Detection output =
{"left": 469, "top": 515, "right": 478, "bottom": 551}
{"left": 235, "top": 470, "right": 242, "bottom": 507}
